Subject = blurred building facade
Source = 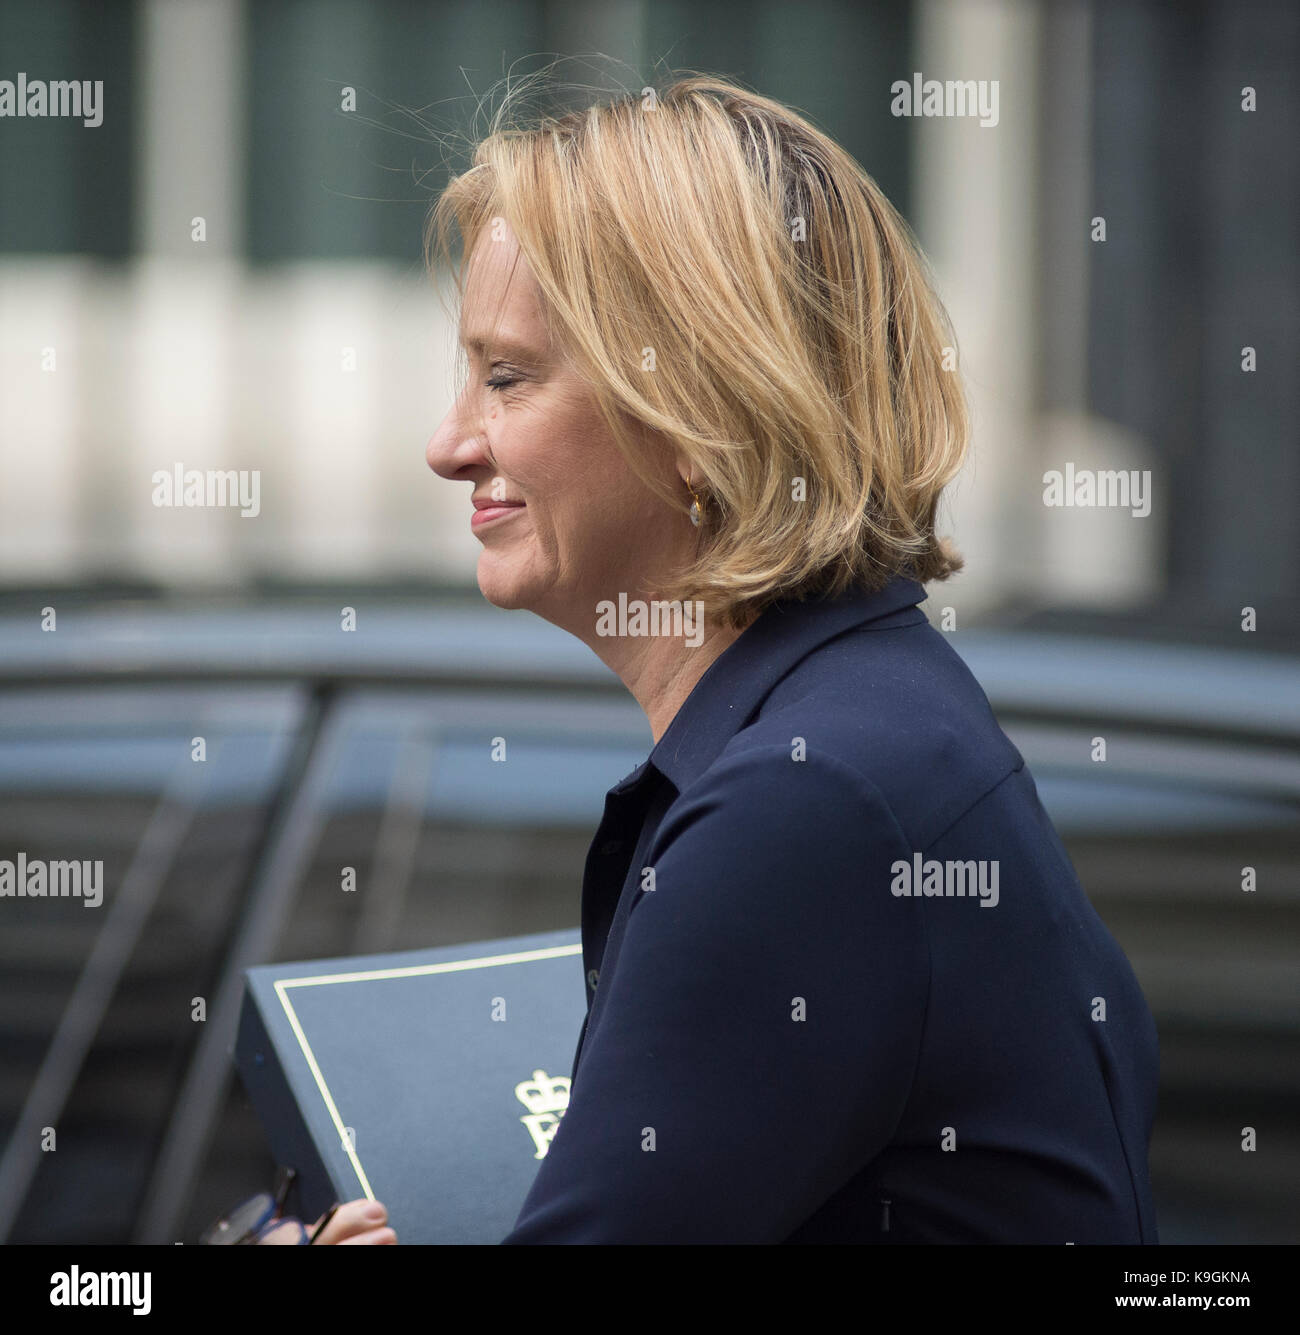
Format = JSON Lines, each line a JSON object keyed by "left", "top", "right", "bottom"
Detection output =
{"left": 1, "top": 0, "right": 1294, "bottom": 639}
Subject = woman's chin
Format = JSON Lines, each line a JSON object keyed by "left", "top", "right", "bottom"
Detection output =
{"left": 476, "top": 560, "right": 536, "bottom": 613}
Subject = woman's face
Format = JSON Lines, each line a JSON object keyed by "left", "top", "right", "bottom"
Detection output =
{"left": 426, "top": 223, "right": 687, "bottom": 639}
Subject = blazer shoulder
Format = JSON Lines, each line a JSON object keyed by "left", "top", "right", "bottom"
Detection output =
{"left": 741, "top": 619, "right": 1025, "bottom": 848}
{"left": 660, "top": 735, "right": 912, "bottom": 863}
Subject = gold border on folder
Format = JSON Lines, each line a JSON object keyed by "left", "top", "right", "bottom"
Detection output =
{"left": 271, "top": 943, "right": 583, "bottom": 1201}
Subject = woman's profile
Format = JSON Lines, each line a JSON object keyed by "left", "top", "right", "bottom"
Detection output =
{"left": 271, "top": 69, "right": 1159, "bottom": 1245}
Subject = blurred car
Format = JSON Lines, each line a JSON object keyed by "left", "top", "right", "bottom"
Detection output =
{"left": 0, "top": 596, "right": 1295, "bottom": 1243}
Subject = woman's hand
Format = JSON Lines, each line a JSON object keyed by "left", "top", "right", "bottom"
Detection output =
{"left": 256, "top": 1198, "right": 397, "bottom": 1244}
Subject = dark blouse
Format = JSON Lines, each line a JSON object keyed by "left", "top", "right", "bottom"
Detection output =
{"left": 501, "top": 575, "right": 1160, "bottom": 1243}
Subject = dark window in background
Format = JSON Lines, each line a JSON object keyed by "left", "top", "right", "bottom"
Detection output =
{"left": 643, "top": 0, "right": 913, "bottom": 220}
{"left": 1084, "top": 0, "right": 1299, "bottom": 634}
{"left": 0, "top": 0, "right": 137, "bottom": 257}
{"left": 242, "top": 0, "right": 912, "bottom": 265}
{"left": 244, "top": 0, "right": 548, "bottom": 265}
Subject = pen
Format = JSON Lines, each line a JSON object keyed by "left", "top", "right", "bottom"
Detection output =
{"left": 307, "top": 1203, "right": 340, "bottom": 1244}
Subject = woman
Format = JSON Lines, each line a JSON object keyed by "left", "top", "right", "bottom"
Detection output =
{"left": 276, "top": 72, "right": 1159, "bottom": 1245}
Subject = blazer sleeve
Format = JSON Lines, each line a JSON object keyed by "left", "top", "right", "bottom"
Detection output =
{"left": 500, "top": 743, "right": 930, "bottom": 1243}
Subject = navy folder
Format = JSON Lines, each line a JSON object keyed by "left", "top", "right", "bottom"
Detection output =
{"left": 234, "top": 928, "right": 586, "bottom": 1244}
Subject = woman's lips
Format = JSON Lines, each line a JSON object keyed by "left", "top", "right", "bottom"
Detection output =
{"left": 471, "top": 501, "right": 526, "bottom": 530}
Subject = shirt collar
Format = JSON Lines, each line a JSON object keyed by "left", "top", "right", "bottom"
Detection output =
{"left": 611, "top": 575, "right": 927, "bottom": 798}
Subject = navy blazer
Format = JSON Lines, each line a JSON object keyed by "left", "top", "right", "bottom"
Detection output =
{"left": 501, "top": 576, "right": 1160, "bottom": 1243}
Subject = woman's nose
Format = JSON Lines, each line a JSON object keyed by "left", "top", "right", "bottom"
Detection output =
{"left": 426, "top": 396, "right": 486, "bottom": 479}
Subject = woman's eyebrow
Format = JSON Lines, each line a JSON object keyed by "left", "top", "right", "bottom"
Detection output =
{"left": 460, "top": 332, "right": 542, "bottom": 363}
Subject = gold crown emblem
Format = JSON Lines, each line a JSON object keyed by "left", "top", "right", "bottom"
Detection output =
{"left": 514, "top": 1069, "right": 571, "bottom": 1116}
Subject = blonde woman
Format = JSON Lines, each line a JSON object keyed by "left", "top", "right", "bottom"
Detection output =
{"left": 277, "top": 73, "right": 1158, "bottom": 1245}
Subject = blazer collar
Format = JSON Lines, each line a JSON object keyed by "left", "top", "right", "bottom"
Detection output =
{"left": 611, "top": 575, "right": 927, "bottom": 798}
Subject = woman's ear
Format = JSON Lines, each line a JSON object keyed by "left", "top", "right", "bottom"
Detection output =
{"left": 668, "top": 445, "right": 696, "bottom": 490}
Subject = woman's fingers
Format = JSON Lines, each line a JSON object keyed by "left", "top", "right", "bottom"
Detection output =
{"left": 251, "top": 1197, "right": 395, "bottom": 1244}
{"left": 311, "top": 1198, "right": 393, "bottom": 1245}
{"left": 336, "top": 1226, "right": 398, "bottom": 1245}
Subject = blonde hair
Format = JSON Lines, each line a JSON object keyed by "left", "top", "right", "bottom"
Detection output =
{"left": 427, "top": 71, "right": 968, "bottom": 629}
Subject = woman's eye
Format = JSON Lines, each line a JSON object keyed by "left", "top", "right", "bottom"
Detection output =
{"left": 485, "top": 370, "right": 520, "bottom": 392}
